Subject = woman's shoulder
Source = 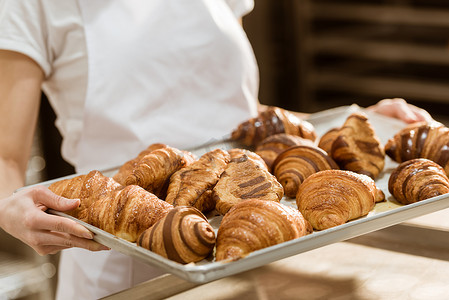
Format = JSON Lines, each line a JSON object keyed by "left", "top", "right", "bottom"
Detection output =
{"left": 0, "top": 0, "right": 84, "bottom": 77}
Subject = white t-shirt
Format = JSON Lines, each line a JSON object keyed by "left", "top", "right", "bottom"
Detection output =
{"left": 1, "top": 1, "right": 259, "bottom": 298}
{"left": 0, "top": 0, "right": 257, "bottom": 171}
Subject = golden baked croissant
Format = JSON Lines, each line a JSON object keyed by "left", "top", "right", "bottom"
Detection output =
{"left": 48, "top": 170, "right": 121, "bottom": 218}
{"left": 215, "top": 199, "right": 312, "bottom": 261}
{"left": 318, "top": 127, "right": 339, "bottom": 154}
{"left": 137, "top": 206, "right": 215, "bottom": 264}
{"left": 213, "top": 154, "right": 284, "bottom": 215}
{"left": 124, "top": 146, "right": 196, "bottom": 198}
{"left": 227, "top": 148, "right": 268, "bottom": 170}
{"left": 272, "top": 145, "right": 339, "bottom": 198}
{"left": 165, "top": 149, "right": 230, "bottom": 212}
{"left": 385, "top": 122, "right": 449, "bottom": 174}
{"left": 78, "top": 185, "right": 173, "bottom": 242}
{"left": 230, "top": 106, "right": 317, "bottom": 147}
{"left": 296, "top": 169, "right": 384, "bottom": 230}
{"left": 255, "top": 133, "right": 316, "bottom": 171}
{"left": 388, "top": 158, "right": 449, "bottom": 205}
{"left": 329, "top": 112, "right": 385, "bottom": 179}
{"left": 113, "top": 143, "right": 167, "bottom": 185}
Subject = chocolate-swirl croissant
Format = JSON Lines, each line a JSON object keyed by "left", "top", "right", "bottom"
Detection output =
{"left": 78, "top": 185, "right": 173, "bottom": 242}
{"left": 388, "top": 158, "right": 449, "bottom": 205}
{"left": 255, "top": 133, "right": 316, "bottom": 171}
{"left": 385, "top": 123, "right": 449, "bottom": 174}
{"left": 48, "top": 170, "right": 121, "bottom": 218}
{"left": 272, "top": 145, "right": 339, "bottom": 198}
{"left": 125, "top": 146, "right": 195, "bottom": 198}
{"left": 166, "top": 149, "right": 230, "bottom": 212}
{"left": 215, "top": 199, "right": 312, "bottom": 261}
{"left": 230, "top": 106, "right": 317, "bottom": 147}
{"left": 330, "top": 112, "right": 385, "bottom": 179}
{"left": 296, "top": 169, "right": 384, "bottom": 230}
{"left": 137, "top": 206, "right": 215, "bottom": 264}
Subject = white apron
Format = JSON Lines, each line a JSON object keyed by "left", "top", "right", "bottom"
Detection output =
{"left": 56, "top": 0, "right": 258, "bottom": 299}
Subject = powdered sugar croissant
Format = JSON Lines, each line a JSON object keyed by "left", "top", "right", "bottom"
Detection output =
{"left": 113, "top": 143, "right": 167, "bottom": 185}
{"left": 215, "top": 199, "right": 312, "bottom": 261}
{"left": 296, "top": 169, "right": 384, "bottom": 230}
{"left": 137, "top": 206, "right": 215, "bottom": 264}
{"left": 166, "top": 149, "right": 230, "bottom": 212}
{"left": 389, "top": 158, "right": 449, "bottom": 205}
{"left": 231, "top": 106, "right": 317, "bottom": 147}
{"left": 125, "top": 146, "right": 195, "bottom": 198}
{"left": 48, "top": 170, "right": 121, "bottom": 218}
{"left": 79, "top": 185, "right": 173, "bottom": 242}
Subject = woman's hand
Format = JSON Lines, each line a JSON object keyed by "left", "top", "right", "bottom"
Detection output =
{"left": 0, "top": 185, "right": 109, "bottom": 255}
{"left": 367, "top": 98, "right": 433, "bottom": 124}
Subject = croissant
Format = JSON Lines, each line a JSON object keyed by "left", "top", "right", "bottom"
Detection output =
{"left": 330, "top": 112, "right": 385, "bottom": 179}
{"left": 272, "top": 145, "right": 339, "bottom": 198}
{"left": 385, "top": 122, "right": 449, "bottom": 174}
{"left": 125, "top": 146, "right": 195, "bottom": 198}
{"left": 215, "top": 199, "right": 312, "bottom": 261}
{"left": 318, "top": 127, "right": 340, "bottom": 154}
{"left": 230, "top": 106, "right": 317, "bottom": 147}
{"left": 388, "top": 158, "right": 449, "bottom": 205}
{"left": 137, "top": 206, "right": 215, "bottom": 264}
{"left": 296, "top": 169, "right": 384, "bottom": 230}
{"left": 78, "top": 185, "right": 173, "bottom": 242}
{"left": 227, "top": 148, "right": 268, "bottom": 170}
{"left": 113, "top": 143, "right": 167, "bottom": 185}
{"left": 48, "top": 170, "right": 121, "bottom": 218}
{"left": 213, "top": 154, "right": 284, "bottom": 215}
{"left": 165, "top": 149, "right": 230, "bottom": 212}
{"left": 255, "top": 133, "right": 316, "bottom": 171}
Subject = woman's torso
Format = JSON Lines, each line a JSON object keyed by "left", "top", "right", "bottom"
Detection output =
{"left": 0, "top": 0, "right": 259, "bottom": 172}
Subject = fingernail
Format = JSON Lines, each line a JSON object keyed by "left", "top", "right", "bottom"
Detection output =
{"left": 99, "top": 245, "right": 110, "bottom": 251}
{"left": 65, "top": 198, "right": 80, "bottom": 205}
{"left": 83, "top": 231, "right": 94, "bottom": 239}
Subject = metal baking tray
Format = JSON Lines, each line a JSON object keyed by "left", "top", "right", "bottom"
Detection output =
{"left": 43, "top": 105, "right": 449, "bottom": 283}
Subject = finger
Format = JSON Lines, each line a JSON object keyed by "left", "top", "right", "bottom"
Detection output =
{"left": 31, "top": 185, "right": 81, "bottom": 212}
{"left": 34, "top": 240, "right": 109, "bottom": 256}
{"left": 396, "top": 100, "right": 419, "bottom": 123}
{"left": 46, "top": 231, "right": 110, "bottom": 251}
{"left": 368, "top": 99, "right": 420, "bottom": 123}
{"left": 35, "top": 245, "right": 72, "bottom": 256}
{"left": 409, "top": 106, "right": 433, "bottom": 122}
{"left": 26, "top": 210, "right": 94, "bottom": 239}
{"left": 30, "top": 231, "right": 110, "bottom": 255}
{"left": 367, "top": 103, "right": 399, "bottom": 119}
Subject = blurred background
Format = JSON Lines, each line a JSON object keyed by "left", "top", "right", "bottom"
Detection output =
{"left": 2, "top": 0, "right": 449, "bottom": 299}
{"left": 247, "top": 0, "right": 449, "bottom": 119}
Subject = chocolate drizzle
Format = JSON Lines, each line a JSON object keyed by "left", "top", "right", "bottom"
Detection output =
{"left": 240, "top": 182, "right": 272, "bottom": 199}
